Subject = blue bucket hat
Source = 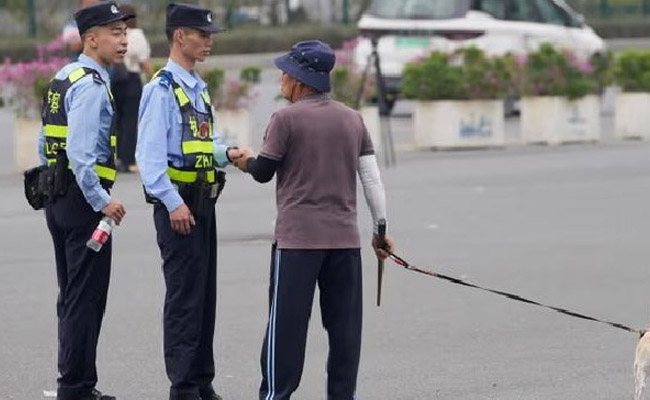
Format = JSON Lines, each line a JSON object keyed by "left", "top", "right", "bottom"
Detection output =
{"left": 274, "top": 40, "right": 336, "bottom": 93}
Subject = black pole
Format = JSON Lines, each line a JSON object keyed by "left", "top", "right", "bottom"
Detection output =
{"left": 370, "top": 36, "right": 396, "bottom": 167}
{"left": 343, "top": 0, "right": 350, "bottom": 24}
{"left": 27, "top": 0, "right": 36, "bottom": 37}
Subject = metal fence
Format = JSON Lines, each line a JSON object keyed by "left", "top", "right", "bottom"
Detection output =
{"left": 566, "top": 0, "right": 650, "bottom": 18}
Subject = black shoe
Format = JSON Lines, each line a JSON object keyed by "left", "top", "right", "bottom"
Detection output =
{"left": 200, "top": 390, "right": 222, "bottom": 400}
{"left": 57, "top": 389, "right": 115, "bottom": 400}
{"left": 87, "top": 389, "right": 116, "bottom": 400}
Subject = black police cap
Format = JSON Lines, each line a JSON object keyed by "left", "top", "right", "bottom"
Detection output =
{"left": 75, "top": 1, "right": 134, "bottom": 36}
{"left": 166, "top": 3, "right": 226, "bottom": 34}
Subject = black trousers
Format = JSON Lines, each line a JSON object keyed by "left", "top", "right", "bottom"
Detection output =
{"left": 45, "top": 182, "right": 111, "bottom": 400}
{"left": 112, "top": 72, "right": 142, "bottom": 166}
{"left": 259, "top": 247, "right": 363, "bottom": 400}
{"left": 153, "top": 204, "right": 218, "bottom": 400}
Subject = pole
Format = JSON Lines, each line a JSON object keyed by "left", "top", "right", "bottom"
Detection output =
{"left": 376, "top": 219, "right": 386, "bottom": 307}
{"left": 27, "top": 0, "right": 36, "bottom": 38}
{"left": 343, "top": 0, "right": 350, "bottom": 24}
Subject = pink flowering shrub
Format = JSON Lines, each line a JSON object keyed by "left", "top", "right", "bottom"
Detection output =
{"left": 331, "top": 37, "right": 377, "bottom": 109}
{"left": 0, "top": 36, "right": 68, "bottom": 118}
{"left": 516, "top": 43, "right": 598, "bottom": 100}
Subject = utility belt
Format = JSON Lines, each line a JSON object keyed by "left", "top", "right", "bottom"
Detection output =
{"left": 24, "top": 152, "right": 112, "bottom": 210}
{"left": 145, "top": 169, "right": 226, "bottom": 217}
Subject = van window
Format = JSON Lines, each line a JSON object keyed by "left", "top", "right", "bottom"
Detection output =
{"left": 473, "top": 0, "right": 507, "bottom": 19}
{"left": 367, "top": 0, "right": 469, "bottom": 20}
{"left": 534, "top": 0, "right": 567, "bottom": 26}
{"left": 507, "top": 0, "right": 541, "bottom": 22}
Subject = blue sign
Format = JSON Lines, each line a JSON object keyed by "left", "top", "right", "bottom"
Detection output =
{"left": 459, "top": 114, "right": 493, "bottom": 138}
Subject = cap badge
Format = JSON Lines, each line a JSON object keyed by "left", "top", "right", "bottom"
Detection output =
{"left": 110, "top": 4, "right": 119, "bottom": 14}
{"left": 206, "top": 12, "right": 212, "bottom": 23}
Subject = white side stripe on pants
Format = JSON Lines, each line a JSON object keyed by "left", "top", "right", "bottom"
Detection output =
{"left": 266, "top": 248, "right": 281, "bottom": 400}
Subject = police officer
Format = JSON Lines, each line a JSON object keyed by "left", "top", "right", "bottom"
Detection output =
{"left": 37, "top": 2, "right": 131, "bottom": 399}
{"left": 136, "top": 4, "right": 242, "bottom": 400}
{"left": 235, "top": 40, "right": 395, "bottom": 400}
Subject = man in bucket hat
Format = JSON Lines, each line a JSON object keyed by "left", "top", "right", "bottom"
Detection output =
{"left": 235, "top": 40, "right": 395, "bottom": 400}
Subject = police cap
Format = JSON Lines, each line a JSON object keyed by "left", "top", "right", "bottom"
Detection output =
{"left": 166, "top": 3, "right": 226, "bottom": 34}
{"left": 75, "top": 1, "right": 134, "bottom": 36}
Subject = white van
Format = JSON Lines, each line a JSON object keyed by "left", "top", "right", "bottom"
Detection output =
{"left": 354, "top": 0, "right": 606, "bottom": 96}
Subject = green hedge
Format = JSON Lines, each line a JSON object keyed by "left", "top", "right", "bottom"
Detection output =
{"left": 588, "top": 18, "right": 650, "bottom": 38}
{"left": 0, "top": 24, "right": 358, "bottom": 62}
{"left": 149, "top": 24, "right": 358, "bottom": 58}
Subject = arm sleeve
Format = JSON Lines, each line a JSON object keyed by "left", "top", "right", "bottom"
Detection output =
{"left": 246, "top": 155, "right": 278, "bottom": 183}
{"left": 136, "top": 84, "right": 184, "bottom": 212}
{"left": 358, "top": 154, "right": 387, "bottom": 234}
{"left": 212, "top": 126, "right": 231, "bottom": 167}
{"left": 37, "top": 125, "right": 46, "bottom": 165}
{"left": 66, "top": 78, "right": 111, "bottom": 212}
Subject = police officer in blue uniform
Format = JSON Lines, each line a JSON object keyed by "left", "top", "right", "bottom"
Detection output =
{"left": 136, "top": 4, "right": 242, "bottom": 400}
{"left": 37, "top": 2, "right": 131, "bottom": 399}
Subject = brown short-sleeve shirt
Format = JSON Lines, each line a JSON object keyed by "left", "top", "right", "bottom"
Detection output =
{"left": 260, "top": 94, "right": 374, "bottom": 249}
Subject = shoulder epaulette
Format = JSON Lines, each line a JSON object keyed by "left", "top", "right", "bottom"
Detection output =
{"left": 91, "top": 70, "right": 105, "bottom": 85}
{"left": 155, "top": 69, "right": 174, "bottom": 89}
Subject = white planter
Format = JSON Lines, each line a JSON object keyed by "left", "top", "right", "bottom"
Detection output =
{"left": 521, "top": 95, "right": 600, "bottom": 145}
{"left": 359, "top": 106, "right": 382, "bottom": 154}
{"left": 413, "top": 99, "right": 505, "bottom": 149}
{"left": 614, "top": 92, "right": 650, "bottom": 140}
{"left": 215, "top": 109, "right": 251, "bottom": 147}
{"left": 13, "top": 116, "right": 41, "bottom": 172}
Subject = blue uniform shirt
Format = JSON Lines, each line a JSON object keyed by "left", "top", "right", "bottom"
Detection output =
{"left": 37, "top": 54, "right": 114, "bottom": 212}
{"left": 136, "top": 59, "right": 231, "bottom": 212}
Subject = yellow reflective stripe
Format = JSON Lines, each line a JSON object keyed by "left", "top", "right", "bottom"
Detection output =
{"left": 152, "top": 69, "right": 164, "bottom": 81}
{"left": 201, "top": 91, "right": 211, "bottom": 105}
{"left": 44, "top": 125, "right": 67, "bottom": 138}
{"left": 174, "top": 87, "right": 190, "bottom": 107}
{"left": 94, "top": 165, "right": 117, "bottom": 181}
{"left": 167, "top": 168, "right": 215, "bottom": 183}
{"left": 110, "top": 136, "right": 117, "bottom": 147}
{"left": 68, "top": 68, "right": 87, "bottom": 83}
{"left": 47, "top": 159, "right": 56, "bottom": 166}
{"left": 182, "top": 140, "right": 212, "bottom": 154}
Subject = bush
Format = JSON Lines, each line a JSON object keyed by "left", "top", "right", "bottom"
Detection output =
{"left": 199, "top": 66, "right": 259, "bottom": 111}
{"left": 149, "top": 25, "right": 357, "bottom": 58}
{"left": 401, "top": 48, "right": 510, "bottom": 101}
{"left": 613, "top": 50, "right": 650, "bottom": 92}
{"left": 519, "top": 43, "right": 597, "bottom": 100}
{"left": 240, "top": 66, "right": 261, "bottom": 84}
{"left": 330, "top": 38, "right": 376, "bottom": 109}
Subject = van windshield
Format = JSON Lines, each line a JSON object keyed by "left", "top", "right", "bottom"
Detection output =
{"left": 366, "top": 0, "right": 470, "bottom": 20}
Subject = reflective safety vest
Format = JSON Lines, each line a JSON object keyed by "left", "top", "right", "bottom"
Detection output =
{"left": 41, "top": 67, "right": 117, "bottom": 183}
{"left": 155, "top": 69, "right": 216, "bottom": 185}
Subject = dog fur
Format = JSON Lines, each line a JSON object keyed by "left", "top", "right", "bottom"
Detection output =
{"left": 635, "top": 331, "right": 650, "bottom": 399}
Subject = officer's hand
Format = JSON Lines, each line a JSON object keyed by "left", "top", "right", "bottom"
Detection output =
{"left": 102, "top": 198, "right": 126, "bottom": 225}
{"left": 372, "top": 233, "right": 394, "bottom": 260}
{"left": 169, "top": 203, "right": 195, "bottom": 235}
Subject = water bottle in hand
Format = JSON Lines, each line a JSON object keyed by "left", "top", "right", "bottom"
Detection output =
{"left": 86, "top": 216, "right": 114, "bottom": 252}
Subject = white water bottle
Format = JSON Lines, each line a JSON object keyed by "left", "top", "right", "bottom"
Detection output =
{"left": 86, "top": 216, "right": 114, "bottom": 252}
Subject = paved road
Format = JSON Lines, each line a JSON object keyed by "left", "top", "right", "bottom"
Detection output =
{"left": 2, "top": 138, "right": 650, "bottom": 399}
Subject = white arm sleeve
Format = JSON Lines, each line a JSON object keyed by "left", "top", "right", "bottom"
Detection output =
{"left": 358, "top": 154, "right": 387, "bottom": 234}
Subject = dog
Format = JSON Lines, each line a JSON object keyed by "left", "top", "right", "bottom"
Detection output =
{"left": 635, "top": 330, "right": 650, "bottom": 399}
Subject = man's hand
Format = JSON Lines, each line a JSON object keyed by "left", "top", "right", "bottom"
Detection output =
{"left": 169, "top": 203, "right": 195, "bottom": 235}
{"left": 372, "top": 233, "right": 395, "bottom": 260}
{"left": 101, "top": 198, "right": 126, "bottom": 225}
{"left": 234, "top": 147, "right": 255, "bottom": 173}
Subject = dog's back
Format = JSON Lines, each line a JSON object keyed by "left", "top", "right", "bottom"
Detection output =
{"left": 635, "top": 331, "right": 650, "bottom": 399}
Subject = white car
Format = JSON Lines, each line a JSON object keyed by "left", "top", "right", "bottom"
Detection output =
{"left": 354, "top": 0, "right": 606, "bottom": 96}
